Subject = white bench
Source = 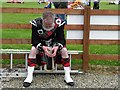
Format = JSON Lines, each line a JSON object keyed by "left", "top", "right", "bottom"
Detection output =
{"left": 0, "top": 49, "right": 83, "bottom": 77}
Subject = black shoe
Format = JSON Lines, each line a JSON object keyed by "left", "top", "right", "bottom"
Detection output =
{"left": 64, "top": 80, "right": 74, "bottom": 86}
{"left": 23, "top": 82, "right": 31, "bottom": 87}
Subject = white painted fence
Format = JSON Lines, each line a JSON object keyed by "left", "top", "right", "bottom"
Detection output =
{"left": 67, "top": 14, "right": 119, "bottom": 40}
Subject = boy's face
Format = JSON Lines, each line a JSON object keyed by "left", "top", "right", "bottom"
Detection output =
{"left": 42, "top": 17, "right": 54, "bottom": 31}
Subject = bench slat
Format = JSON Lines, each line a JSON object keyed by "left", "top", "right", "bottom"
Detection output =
{"left": 0, "top": 49, "right": 83, "bottom": 54}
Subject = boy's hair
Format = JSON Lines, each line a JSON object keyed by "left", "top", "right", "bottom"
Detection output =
{"left": 42, "top": 11, "right": 55, "bottom": 23}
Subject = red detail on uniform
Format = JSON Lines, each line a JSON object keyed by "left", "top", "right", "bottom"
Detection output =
{"left": 40, "top": 53, "right": 44, "bottom": 56}
{"left": 29, "top": 64, "right": 36, "bottom": 67}
{"left": 61, "top": 58, "right": 70, "bottom": 67}
{"left": 46, "top": 22, "right": 58, "bottom": 36}
{"left": 28, "top": 58, "right": 36, "bottom": 67}
{"left": 41, "top": 61, "right": 47, "bottom": 65}
{"left": 64, "top": 62, "right": 70, "bottom": 67}
{"left": 47, "top": 31, "right": 53, "bottom": 36}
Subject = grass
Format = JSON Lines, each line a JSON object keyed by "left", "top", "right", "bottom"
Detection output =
{"left": 2, "top": 44, "right": 31, "bottom": 50}
{"left": 0, "top": 2, "right": 46, "bottom": 8}
{"left": 99, "top": 2, "right": 119, "bottom": 10}
{"left": 1, "top": 13, "right": 42, "bottom": 24}
{"left": 89, "top": 45, "right": 119, "bottom": 54}
{"left": 89, "top": 60, "right": 120, "bottom": 66}
{"left": 90, "top": 2, "right": 119, "bottom": 10}
{"left": 71, "top": 59, "right": 120, "bottom": 66}
{"left": 1, "top": 29, "right": 31, "bottom": 38}
{"left": 1, "top": 59, "right": 25, "bottom": 65}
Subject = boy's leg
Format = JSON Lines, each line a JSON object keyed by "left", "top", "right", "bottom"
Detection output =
{"left": 23, "top": 46, "right": 38, "bottom": 87}
{"left": 61, "top": 47, "right": 74, "bottom": 86}
{"left": 23, "top": 66, "right": 35, "bottom": 87}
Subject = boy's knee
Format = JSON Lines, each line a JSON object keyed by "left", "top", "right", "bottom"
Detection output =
{"left": 61, "top": 47, "right": 69, "bottom": 58}
{"left": 29, "top": 46, "right": 38, "bottom": 58}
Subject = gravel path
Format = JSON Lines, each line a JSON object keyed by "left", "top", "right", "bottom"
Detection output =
{"left": 1, "top": 71, "right": 119, "bottom": 89}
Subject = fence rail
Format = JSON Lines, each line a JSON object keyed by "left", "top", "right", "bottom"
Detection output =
{"left": 1, "top": 24, "right": 119, "bottom": 30}
{"left": 1, "top": 39, "right": 119, "bottom": 44}
{"left": 1, "top": 8, "right": 119, "bottom": 15}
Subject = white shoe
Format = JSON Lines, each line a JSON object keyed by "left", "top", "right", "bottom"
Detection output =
{"left": 64, "top": 67, "right": 74, "bottom": 86}
{"left": 23, "top": 66, "right": 34, "bottom": 87}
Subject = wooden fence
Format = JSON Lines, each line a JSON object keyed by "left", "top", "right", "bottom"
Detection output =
{"left": 0, "top": 6, "right": 119, "bottom": 72}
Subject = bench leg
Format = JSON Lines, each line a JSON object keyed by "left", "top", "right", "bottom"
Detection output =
{"left": 69, "top": 54, "right": 72, "bottom": 70}
{"left": 10, "top": 53, "right": 13, "bottom": 69}
{"left": 25, "top": 54, "right": 28, "bottom": 69}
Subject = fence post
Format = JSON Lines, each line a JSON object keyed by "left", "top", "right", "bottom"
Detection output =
{"left": 82, "top": 6, "right": 90, "bottom": 72}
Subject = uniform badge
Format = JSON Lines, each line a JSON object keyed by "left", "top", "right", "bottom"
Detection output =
{"left": 37, "top": 29, "right": 43, "bottom": 34}
{"left": 56, "top": 18, "right": 65, "bottom": 27}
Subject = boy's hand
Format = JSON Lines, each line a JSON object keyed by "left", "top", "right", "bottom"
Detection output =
{"left": 42, "top": 46, "right": 52, "bottom": 57}
{"left": 51, "top": 46, "right": 59, "bottom": 57}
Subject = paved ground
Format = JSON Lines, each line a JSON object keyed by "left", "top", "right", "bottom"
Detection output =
{"left": 0, "top": 71, "right": 119, "bottom": 89}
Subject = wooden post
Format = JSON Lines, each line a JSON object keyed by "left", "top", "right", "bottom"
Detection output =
{"left": 82, "top": 6, "right": 90, "bottom": 72}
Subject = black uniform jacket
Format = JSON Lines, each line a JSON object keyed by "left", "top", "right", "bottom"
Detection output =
{"left": 30, "top": 17, "right": 66, "bottom": 47}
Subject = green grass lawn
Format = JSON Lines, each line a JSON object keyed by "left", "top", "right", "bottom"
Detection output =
{"left": 71, "top": 59, "right": 120, "bottom": 66}
{"left": 92, "top": 2, "right": 119, "bottom": 10}
{"left": 1, "top": 13, "right": 42, "bottom": 24}
{"left": 1, "top": 29, "right": 31, "bottom": 38}
{"left": 1, "top": 2, "right": 45, "bottom": 8}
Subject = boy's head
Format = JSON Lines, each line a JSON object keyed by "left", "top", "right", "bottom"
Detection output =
{"left": 42, "top": 11, "right": 55, "bottom": 31}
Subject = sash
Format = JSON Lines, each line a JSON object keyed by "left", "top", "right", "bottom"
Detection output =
{"left": 38, "top": 23, "right": 58, "bottom": 39}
